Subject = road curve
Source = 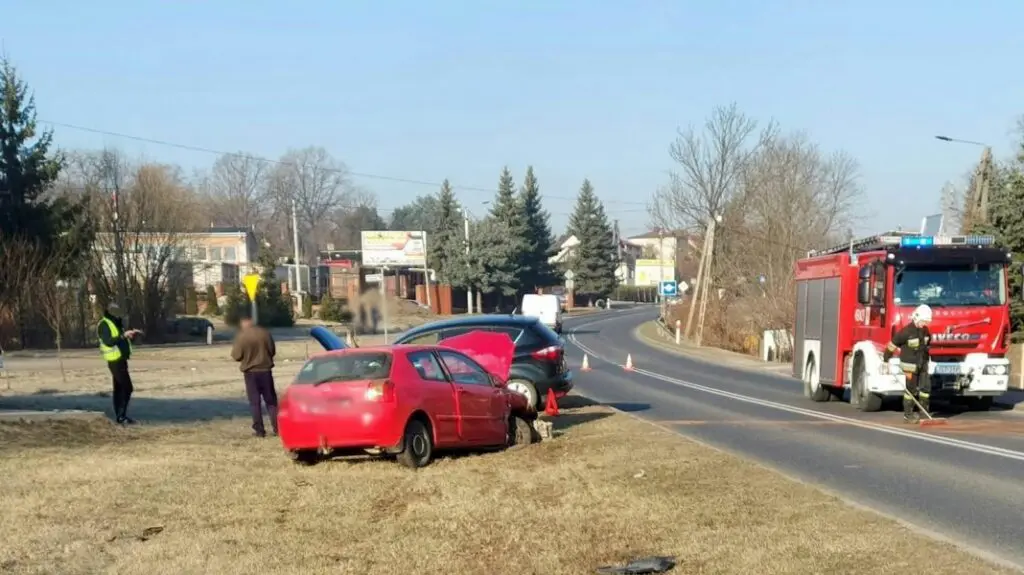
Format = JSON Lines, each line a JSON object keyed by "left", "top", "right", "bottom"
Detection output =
{"left": 562, "top": 307, "right": 1024, "bottom": 570}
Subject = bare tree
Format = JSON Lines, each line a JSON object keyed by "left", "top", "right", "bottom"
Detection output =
{"left": 268, "top": 147, "right": 353, "bottom": 251}
{"left": 940, "top": 181, "right": 965, "bottom": 233}
{"left": 0, "top": 236, "right": 46, "bottom": 350}
{"left": 649, "top": 103, "right": 775, "bottom": 232}
{"left": 204, "top": 152, "right": 269, "bottom": 229}
{"left": 33, "top": 241, "right": 77, "bottom": 382}
{"left": 84, "top": 154, "right": 203, "bottom": 336}
{"left": 715, "top": 131, "right": 864, "bottom": 336}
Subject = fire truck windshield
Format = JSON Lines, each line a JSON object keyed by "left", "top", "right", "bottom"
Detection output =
{"left": 893, "top": 263, "right": 1006, "bottom": 307}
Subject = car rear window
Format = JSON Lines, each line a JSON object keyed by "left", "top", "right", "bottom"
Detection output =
{"left": 530, "top": 320, "right": 562, "bottom": 345}
{"left": 294, "top": 352, "right": 392, "bottom": 385}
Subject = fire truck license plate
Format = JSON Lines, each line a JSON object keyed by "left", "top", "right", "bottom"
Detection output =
{"left": 933, "top": 364, "right": 960, "bottom": 375}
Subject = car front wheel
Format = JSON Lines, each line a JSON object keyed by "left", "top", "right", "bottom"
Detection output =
{"left": 507, "top": 415, "right": 536, "bottom": 448}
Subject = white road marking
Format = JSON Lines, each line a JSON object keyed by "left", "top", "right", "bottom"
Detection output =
{"left": 566, "top": 315, "right": 1024, "bottom": 464}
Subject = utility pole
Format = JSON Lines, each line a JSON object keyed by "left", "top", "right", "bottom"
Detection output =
{"left": 291, "top": 198, "right": 303, "bottom": 312}
{"left": 658, "top": 228, "right": 665, "bottom": 313}
{"left": 973, "top": 146, "right": 993, "bottom": 227}
{"left": 694, "top": 217, "right": 720, "bottom": 347}
{"left": 935, "top": 136, "right": 992, "bottom": 232}
{"left": 421, "top": 230, "right": 432, "bottom": 312}
{"left": 684, "top": 218, "right": 713, "bottom": 341}
{"left": 111, "top": 184, "right": 128, "bottom": 314}
{"left": 463, "top": 208, "right": 474, "bottom": 314}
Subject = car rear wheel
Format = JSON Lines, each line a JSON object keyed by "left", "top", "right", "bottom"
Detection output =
{"left": 507, "top": 415, "right": 536, "bottom": 448}
{"left": 291, "top": 449, "right": 320, "bottom": 466}
{"left": 397, "top": 419, "right": 433, "bottom": 469}
{"left": 506, "top": 379, "right": 539, "bottom": 410}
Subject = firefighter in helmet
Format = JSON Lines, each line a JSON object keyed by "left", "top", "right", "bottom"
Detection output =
{"left": 882, "top": 304, "right": 933, "bottom": 423}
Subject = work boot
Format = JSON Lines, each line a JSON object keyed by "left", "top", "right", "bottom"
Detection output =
{"left": 903, "top": 399, "right": 917, "bottom": 424}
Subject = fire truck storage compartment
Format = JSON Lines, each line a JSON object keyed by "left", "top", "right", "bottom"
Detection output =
{"left": 793, "top": 276, "right": 842, "bottom": 385}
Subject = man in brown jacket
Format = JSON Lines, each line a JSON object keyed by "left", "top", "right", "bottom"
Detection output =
{"left": 230, "top": 314, "right": 278, "bottom": 437}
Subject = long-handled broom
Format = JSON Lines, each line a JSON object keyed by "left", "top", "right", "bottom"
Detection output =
{"left": 900, "top": 370, "right": 947, "bottom": 427}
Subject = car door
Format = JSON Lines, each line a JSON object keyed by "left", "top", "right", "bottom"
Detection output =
{"left": 437, "top": 350, "right": 505, "bottom": 445}
{"left": 405, "top": 350, "right": 460, "bottom": 446}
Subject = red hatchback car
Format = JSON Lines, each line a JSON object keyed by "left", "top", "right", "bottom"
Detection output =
{"left": 277, "top": 330, "right": 538, "bottom": 468}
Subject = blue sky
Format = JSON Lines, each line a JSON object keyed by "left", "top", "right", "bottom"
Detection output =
{"left": 4, "top": 0, "right": 1023, "bottom": 238}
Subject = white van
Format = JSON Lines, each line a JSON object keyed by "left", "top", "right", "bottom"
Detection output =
{"left": 521, "top": 293, "right": 563, "bottom": 334}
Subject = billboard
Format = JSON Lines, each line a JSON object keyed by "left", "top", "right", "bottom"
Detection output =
{"left": 360, "top": 230, "right": 427, "bottom": 267}
{"left": 634, "top": 258, "right": 676, "bottom": 287}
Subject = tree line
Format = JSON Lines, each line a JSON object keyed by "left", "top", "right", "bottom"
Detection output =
{"left": 387, "top": 169, "right": 619, "bottom": 310}
{"left": 0, "top": 56, "right": 622, "bottom": 349}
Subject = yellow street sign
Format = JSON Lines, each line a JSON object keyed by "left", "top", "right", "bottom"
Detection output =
{"left": 241, "top": 274, "right": 262, "bottom": 300}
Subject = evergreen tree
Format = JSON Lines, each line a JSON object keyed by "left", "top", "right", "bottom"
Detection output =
{"left": 184, "top": 286, "right": 199, "bottom": 315}
{"left": 0, "top": 57, "right": 92, "bottom": 260}
{"left": 486, "top": 167, "right": 528, "bottom": 299}
{"left": 255, "top": 247, "right": 294, "bottom": 327}
{"left": 428, "top": 180, "right": 463, "bottom": 284}
{"left": 567, "top": 179, "right": 618, "bottom": 303}
{"left": 518, "top": 166, "right": 560, "bottom": 292}
{"left": 204, "top": 285, "right": 221, "bottom": 316}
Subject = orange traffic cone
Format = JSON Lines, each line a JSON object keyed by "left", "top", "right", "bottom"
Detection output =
{"left": 581, "top": 355, "right": 591, "bottom": 371}
{"left": 544, "top": 388, "right": 560, "bottom": 417}
{"left": 624, "top": 354, "right": 634, "bottom": 371}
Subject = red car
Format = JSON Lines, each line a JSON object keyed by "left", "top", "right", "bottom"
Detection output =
{"left": 277, "top": 330, "right": 538, "bottom": 468}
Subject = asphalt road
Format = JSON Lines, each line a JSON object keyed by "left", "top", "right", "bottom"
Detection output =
{"left": 562, "top": 307, "right": 1024, "bottom": 570}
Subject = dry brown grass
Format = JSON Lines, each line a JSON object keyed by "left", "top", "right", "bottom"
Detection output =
{"left": 0, "top": 392, "right": 1014, "bottom": 575}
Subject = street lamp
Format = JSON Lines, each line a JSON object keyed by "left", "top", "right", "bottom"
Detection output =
{"left": 935, "top": 135, "right": 993, "bottom": 228}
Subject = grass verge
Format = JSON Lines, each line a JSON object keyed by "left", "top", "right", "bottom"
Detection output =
{"left": 0, "top": 395, "right": 1014, "bottom": 575}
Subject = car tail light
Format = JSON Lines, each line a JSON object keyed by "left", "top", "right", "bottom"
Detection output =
{"left": 531, "top": 345, "right": 563, "bottom": 362}
{"left": 364, "top": 380, "right": 396, "bottom": 402}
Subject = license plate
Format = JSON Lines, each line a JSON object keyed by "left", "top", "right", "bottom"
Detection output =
{"left": 933, "top": 363, "right": 960, "bottom": 375}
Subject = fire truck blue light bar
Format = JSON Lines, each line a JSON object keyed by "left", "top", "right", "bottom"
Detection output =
{"left": 899, "top": 235, "right": 996, "bottom": 248}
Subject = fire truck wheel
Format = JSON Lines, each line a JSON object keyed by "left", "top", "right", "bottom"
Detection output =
{"left": 850, "top": 355, "right": 883, "bottom": 412}
{"left": 803, "top": 358, "right": 831, "bottom": 402}
{"left": 967, "top": 397, "right": 993, "bottom": 411}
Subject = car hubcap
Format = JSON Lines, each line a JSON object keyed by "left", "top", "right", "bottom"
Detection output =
{"left": 411, "top": 435, "right": 426, "bottom": 456}
{"left": 508, "top": 382, "right": 531, "bottom": 401}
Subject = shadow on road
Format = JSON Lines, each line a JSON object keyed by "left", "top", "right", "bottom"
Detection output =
{"left": 0, "top": 392, "right": 250, "bottom": 424}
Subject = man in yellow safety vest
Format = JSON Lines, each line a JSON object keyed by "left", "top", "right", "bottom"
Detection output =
{"left": 97, "top": 301, "right": 142, "bottom": 424}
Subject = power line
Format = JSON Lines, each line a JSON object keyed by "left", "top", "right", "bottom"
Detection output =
{"left": 41, "top": 119, "right": 653, "bottom": 207}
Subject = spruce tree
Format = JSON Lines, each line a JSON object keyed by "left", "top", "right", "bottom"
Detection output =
{"left": 428, "top": 180, "right": 463, "bottom": 284}
{"left": 518, "top": 166, "right": 559, "bottom": 292}
{"left": 0, "top": 57, "right": 91, "bottom": 259}
{"left": 255, "top": 247, "right": 294, "bottom": 327}
{"left": 486, "top": 167, "right": 527, "bottom": 299}
{"left": 567, "top": 179, "right": 618, "bottom": 303}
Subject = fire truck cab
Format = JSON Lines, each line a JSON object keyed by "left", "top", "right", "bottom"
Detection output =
{"left": 793, "top": 232, "right": 1014, "bottom": 412}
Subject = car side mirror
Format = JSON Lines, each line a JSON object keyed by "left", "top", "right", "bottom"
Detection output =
{"left": 490, "top": 374, "right": 506, "bottom": 388}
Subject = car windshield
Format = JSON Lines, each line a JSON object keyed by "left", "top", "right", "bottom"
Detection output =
{"left": 894, "top": 263, "right": 1006, "bottom": 307}
{"left": 294, "top": 352, "right": 393, "bottom": 385}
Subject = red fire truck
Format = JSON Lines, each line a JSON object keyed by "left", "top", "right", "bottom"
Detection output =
{"left": 792, "top": 231, "right": 1015, "bottom": 412}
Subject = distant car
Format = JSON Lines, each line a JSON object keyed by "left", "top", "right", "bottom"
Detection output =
{"left": 167, "top": 316, "right": 214, "bottom": 337}
{"left": 278, "top": 330, "right": 538, "bottom": 468}
{"left": 394, "top": 315, "right": 572, "bottom": 410}
{"left": 521, "top": 293, "right": 563, "bottom": 334}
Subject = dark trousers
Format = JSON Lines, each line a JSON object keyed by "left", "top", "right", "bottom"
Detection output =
{"left": 244, "top": 370, "right": 278, "bottom": 435}
{"left": 903, "top": 370, "right": 932, "bottom": 415}
{"left": 108, "top": 359, "right": 134, "bottom": 421}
